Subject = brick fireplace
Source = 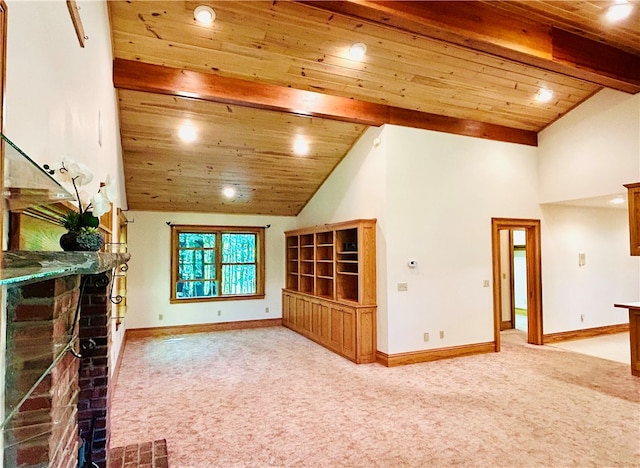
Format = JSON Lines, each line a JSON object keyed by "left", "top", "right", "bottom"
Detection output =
{"left": 1, "top": 252, "right": 130, "bottom": 468}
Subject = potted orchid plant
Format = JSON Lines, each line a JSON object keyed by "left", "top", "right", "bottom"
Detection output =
{"left": 44, "top": 158, "right": 115, "bottom": 251}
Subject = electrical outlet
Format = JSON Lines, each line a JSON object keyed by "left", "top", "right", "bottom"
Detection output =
{"left": 440, "top": 330, "right": 444, "bottom": 339}
{"left": 217, "top": 310, "right": 222, "bottom": 316}
{"left": 483, "top": 280, "right": 490, "bottom": 287}
{"left": 158, "top": 314, "right": 163, "bottom": 321}
{"left": 265, "top": 307, "right": 270, "bottom": 314}
{"left": 398, "top": 282, "right": 408, "bottom": 291}
{"left": 423, "top": 332, "right": 429, "bottom": 342}
{"left": 580, "top": 313, "right": 584, "bottom": 322}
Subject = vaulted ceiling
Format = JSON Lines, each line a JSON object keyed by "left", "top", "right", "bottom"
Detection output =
{"left": 108, "top": 1, "right": 640, "bottom": 216}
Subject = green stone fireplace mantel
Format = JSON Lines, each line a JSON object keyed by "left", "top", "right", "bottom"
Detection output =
{"left": 1, "top": 251, "right": 131, "bottom": 287}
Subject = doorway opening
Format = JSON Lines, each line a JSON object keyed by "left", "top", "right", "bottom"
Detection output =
{"left": 491, "top": 218, "right": 543, "bottom": 351}
{"left": 499, "top": 229, "right": 528, "bottom": 332}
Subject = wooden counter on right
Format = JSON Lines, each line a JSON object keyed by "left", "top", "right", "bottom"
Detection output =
{"left": 613, "top": 302, "right": 640, "bottom": 377}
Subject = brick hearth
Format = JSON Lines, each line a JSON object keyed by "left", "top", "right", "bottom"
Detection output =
{"left": 108, "top": 440, "right": 169, "bottom": 468}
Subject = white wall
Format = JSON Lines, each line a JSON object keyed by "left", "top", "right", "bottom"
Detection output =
{"left": 541, "top": 205, "right": 634, "bottom": 333}
{"left": 382, "top": 126, "right": 541, "bottom": 354}
{"left": 538, "top": 88, "right": 640, "bottom": 333}
{"left": 4, "top": 0, "right": 126, "bottom": 372}
{"left": 538, "top": 89, "right": 640, "bottom": 203}
{"left": 513, "top": 250, "right": 527, "bottom": 310}
{"left": 125, "top": 211, "right": 296, "bottom": 329}
{"left": 296, "top": 127, "right": 387, "bottom": 226}
{"left": 5, "top": 0, "right": 125, "bottom": 206}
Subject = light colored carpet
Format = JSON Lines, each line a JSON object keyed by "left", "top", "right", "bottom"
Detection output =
{"left": 110, "top": 327, "right": 640, "bottom": 467}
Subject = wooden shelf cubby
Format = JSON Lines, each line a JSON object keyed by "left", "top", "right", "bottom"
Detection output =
{"left": 282, "top": 219, "right": 376, "bottom": 364}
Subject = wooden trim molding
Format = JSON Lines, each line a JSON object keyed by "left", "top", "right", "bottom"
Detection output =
{"left": 623, "top": 182, "right": 640, "bottom": 256}
{"left": 1, "top": 1, "right": 7, "bottom": 245}
{"left": 110, "top": 336, "right": 128, "bottom": 399}
{"left": 125, "top": 318, "right": 282, "bottom": 340}
{"left": 376, "top": 342, "right": 494, "bottom": 367}
{"left": 113, "top": 58, "right": 537, "bottom": 147}
{"left": 491, "top": 218, "right": 543, "bottom": 350}
{"left": 501, "top": 320, "right": 513, "bottom": 331}
{"left": 169, "top": 224, "right": 266, "bottom": 303}
{"left": 66, "top": 0, "right": 86, "bottom": 48}
{"left": 0, "top": 0, "right": 5, "bottom": 130}
{"left": 543, "top": 323, "right": 629, "bottom": 344}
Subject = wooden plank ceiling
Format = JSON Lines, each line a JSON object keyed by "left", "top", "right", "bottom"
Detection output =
{"left": 108, "top": 1, "right": 640, "bottom": 216}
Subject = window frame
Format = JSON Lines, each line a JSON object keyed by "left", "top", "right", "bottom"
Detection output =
{"left": 170, "top": 225, "right": 265, "bottom": 303}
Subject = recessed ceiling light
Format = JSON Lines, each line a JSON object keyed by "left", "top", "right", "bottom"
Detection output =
{"left": 606, "top": 0, "right": 633, "bottom": 22}
{"left": 222, "top": 186, "right": 236, "bottom": 199}
{"left": 349, "top": 42, "right": 367, "bottom": 60}
{"left": 178, "top": 124, "right": 197, "bottom": 143}
{"left": 293, "top": 137, "right": 310, "bottom": 156}
{"left": 610, "top": 196, "right": 625, "bottom": 205}
{"left": 194, "top": 5, "right": 216, "bottom": 25}
{"left": 535, "top": 88, "right": 554, "bottom": 103}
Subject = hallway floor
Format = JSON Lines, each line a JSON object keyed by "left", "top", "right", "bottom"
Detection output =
{"left": 547, "top": 332, "right": 630, "bottom": 365}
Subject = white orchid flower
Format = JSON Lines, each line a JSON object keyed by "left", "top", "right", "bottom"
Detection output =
{"left": 46, "top": 156, "right": 115, "bottom": 221}
{"left": 64, "top": 159, "right": 93, "bottom": 186}
{"left": 101, "top": 174, "right": 118, "bottom": 203}
{"left": 91, "top": 190, "right": 111, "bottom": 218}
{"left": 49, "top": 157, "right": 95, "bottom": 186}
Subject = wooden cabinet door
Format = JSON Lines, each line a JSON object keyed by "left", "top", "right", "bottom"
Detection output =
{"left": 341, "top": 306, "right": 356, "bottom": 360}
{"left": 311, "top": 301, "right": 322, "bottom": 337}
{"left": 356, "top": 307, "right": 377, "bottom": 363}
{"left": 295, "top": 296, "right": 306, "bottom": 331}
{"left": 330, "top": 305, "right": 343, "bottom": 352}
{"left": 282, "top": 292, "right": 291, "bottom": 326}
{"left": 328, "top": 305, "right": 356, "bottom": 359}
{"left": 302, "top": 297, "right": 312, "bottom": 334}
{"left": 319, "top": 302, "right": 331, "bottom": 344}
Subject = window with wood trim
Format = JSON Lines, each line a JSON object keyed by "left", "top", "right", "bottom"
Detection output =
{"left": 170, "top": 225, "right": 265, "bottom": 303}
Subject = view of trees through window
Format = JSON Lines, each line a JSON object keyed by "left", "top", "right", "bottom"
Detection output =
{"left": 174, "top": 228, "right": 259, "bottom": 300}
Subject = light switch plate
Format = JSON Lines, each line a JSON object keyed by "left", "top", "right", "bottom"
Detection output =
{"left": 578, "top": 252, "right": 586, "bottom": 266}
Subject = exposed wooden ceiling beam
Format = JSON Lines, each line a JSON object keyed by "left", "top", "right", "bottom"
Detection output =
{"left": 113, "top": 58, "right": 537, "bottom": 146}
{"left": 302, "top": 0, "right": 640, "bottom": 94}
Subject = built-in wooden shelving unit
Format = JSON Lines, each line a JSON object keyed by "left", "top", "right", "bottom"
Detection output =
{"left": 282, "top": 219, "right": 376, "bottom": 364}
